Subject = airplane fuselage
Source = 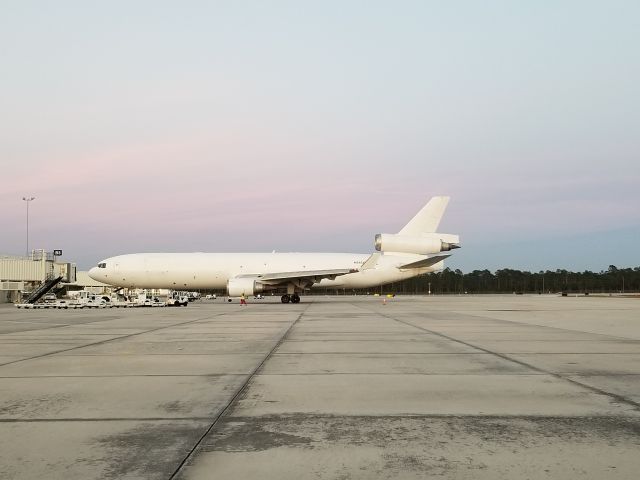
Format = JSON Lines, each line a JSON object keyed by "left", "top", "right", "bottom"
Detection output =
{"left": 88, "top": 252, "right": 441, "bottom": 290}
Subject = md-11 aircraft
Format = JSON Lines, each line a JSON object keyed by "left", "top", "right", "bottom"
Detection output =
{"left": 89, "top": 196, "right": 460, "bottom": 303}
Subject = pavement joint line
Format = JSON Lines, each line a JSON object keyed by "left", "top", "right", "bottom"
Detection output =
{"left": 11, "top": 351, "right": 633, "bottom": 355}
{"left": 2, "top": 320, "right": 69, "bottom": 326}
{"left": 0, "top": 312, "right": 233, "bottom": 368}
{"left": 1, "top": 334, "right": 146, "bottom": 337}
{"left": 32, "top": 353, "right": 275, "bottom": 356}
{"left": 0, "top": 373, "right": 555, "bottom": 378}
{"left": 354, "top": 303, "right": 640, "bottom": 412}
{"left": 0, "top": 340, "right": 280, "bottom": 345}
{"left": 501, "top": 351, "right": 640, "bottom": 355}
{"left": 222, "top": 413, "right": 640, "bottom": 420}
{"left": 0, "top": 316, "right": 130, "bottom": 332}
{"left": 0, "top": 374, "right": 255, "bottom": 378}
{"left": 0, "top": 417, "right": 219, "bottom": 422}
{"left": 267, "top": 351, "right": 533, "bottom": 355}
{"left": 281, "top": 338, "right": 640, "bottom": 343}
{"left": 275, "top": 351, "right": 640, "bottom": 355}
{"left": 0, "top": 323, "right": 72, "bottom": 335}
{"left": 252, "top": 372, "right": 549, "bottom": 376}
{"left": 269, "top": 350, "right": 640, "bottom": 354}
{"left": 445, "top": 310, "right": 640, "bottom": 342}
{"left": 168, "top": 302, "right": 312, "bottom": 480}
{"left": 3, "top": 413, "right": 640, "bottom": 423}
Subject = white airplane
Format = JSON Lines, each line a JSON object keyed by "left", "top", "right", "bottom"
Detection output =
{"left": 88, "top": 196, "right": 460, "bottom": 303}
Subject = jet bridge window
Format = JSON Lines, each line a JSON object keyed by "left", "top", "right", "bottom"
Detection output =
{"left": 98, "top": 263, "right": 107, "bottom": 268}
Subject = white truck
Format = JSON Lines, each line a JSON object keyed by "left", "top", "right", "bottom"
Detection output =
{"left": 167, "top": 291, "right": 189, "bottom": 307}
{"left": 74, "top": 291, "right": 109, "bottom": 308}
{"left": 110, "top": 296, "right": 135, "bottom": 308}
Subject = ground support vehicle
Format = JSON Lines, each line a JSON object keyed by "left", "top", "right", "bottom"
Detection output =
{"left": 166, "top": 291, "right": 189, "bottom": 307}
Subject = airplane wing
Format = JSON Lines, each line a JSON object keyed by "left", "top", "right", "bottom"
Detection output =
{"left": 236, "top": 268, "right": 358, "bottom": 286}
{"left": 398, "top": 254, "right": 450, "bottom": 270}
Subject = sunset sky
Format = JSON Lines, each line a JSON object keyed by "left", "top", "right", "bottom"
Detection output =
{"left": 1, "top": 1, "right": 638, "bottom": 271}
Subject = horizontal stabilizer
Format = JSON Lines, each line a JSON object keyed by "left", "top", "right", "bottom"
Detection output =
{"left": 399, "top": 254, "right": 450, "bottom": 270}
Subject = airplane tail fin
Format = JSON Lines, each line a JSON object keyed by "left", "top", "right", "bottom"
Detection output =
{"left": 398, "top": 196, "right": 450, "bottom": 235}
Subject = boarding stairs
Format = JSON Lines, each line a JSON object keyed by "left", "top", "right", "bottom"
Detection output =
{"left": 25, "top": 276, "right": 64, "bottom": 304}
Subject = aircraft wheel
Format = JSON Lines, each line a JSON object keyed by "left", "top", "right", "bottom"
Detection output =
{"left": 281, "top": 294, "right": 290, "bottom": 304}
{"left": 291, "top": 293, "right": 300, "bottom": 304}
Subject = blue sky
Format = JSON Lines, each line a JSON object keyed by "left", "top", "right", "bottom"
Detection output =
{"left": 1, "top": 1, "right": 638, "bottom": 271}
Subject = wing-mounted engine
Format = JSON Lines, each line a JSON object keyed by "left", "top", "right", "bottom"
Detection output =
{"left": 374, "top": 233, "right": 460, "bottom": 255}
{"left": 227, "top": 278, "right": 265, "bottom": 296}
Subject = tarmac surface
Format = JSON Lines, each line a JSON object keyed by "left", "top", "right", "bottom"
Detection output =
{"left": 1, "top": 295, "right": 639, "bottom": 479}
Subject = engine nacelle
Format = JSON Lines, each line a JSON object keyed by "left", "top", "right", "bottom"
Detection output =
{"left": 227, "top": 278, "right": 264, "bottom": 297}
{"left": 374, "top": 233, "right": 460, "bottom": 254}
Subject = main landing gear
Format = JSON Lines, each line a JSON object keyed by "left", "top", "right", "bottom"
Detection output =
{"left": 281, "top": 293, "right": 301, "bottom": 304}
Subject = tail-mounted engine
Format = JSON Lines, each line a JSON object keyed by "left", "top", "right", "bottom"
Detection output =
{"left": 374, "top": 233, "right": 460, "bottom": 255}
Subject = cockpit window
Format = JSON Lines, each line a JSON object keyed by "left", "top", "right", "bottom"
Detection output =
{"left": 98, "top": 263, "right": 106, "bottom": 268}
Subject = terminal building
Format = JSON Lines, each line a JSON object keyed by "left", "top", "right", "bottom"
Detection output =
{"left": 1, "top": 250, "right": 171, "bottom": 304}
{"left": 0, "top": 250, "right": 77, "bottom": 303}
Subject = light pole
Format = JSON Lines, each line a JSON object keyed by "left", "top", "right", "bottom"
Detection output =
{"left": 22, "top": 196, "right": 35, "bottom": 257}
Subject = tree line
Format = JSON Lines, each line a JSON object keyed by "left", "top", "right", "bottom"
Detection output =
{"left": 318, "top": 265, "right": 639, "bottom": 295}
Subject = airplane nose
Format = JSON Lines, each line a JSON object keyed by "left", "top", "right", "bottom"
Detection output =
{"left": 88, "top": 267, "right": 100, "bottom": 280}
